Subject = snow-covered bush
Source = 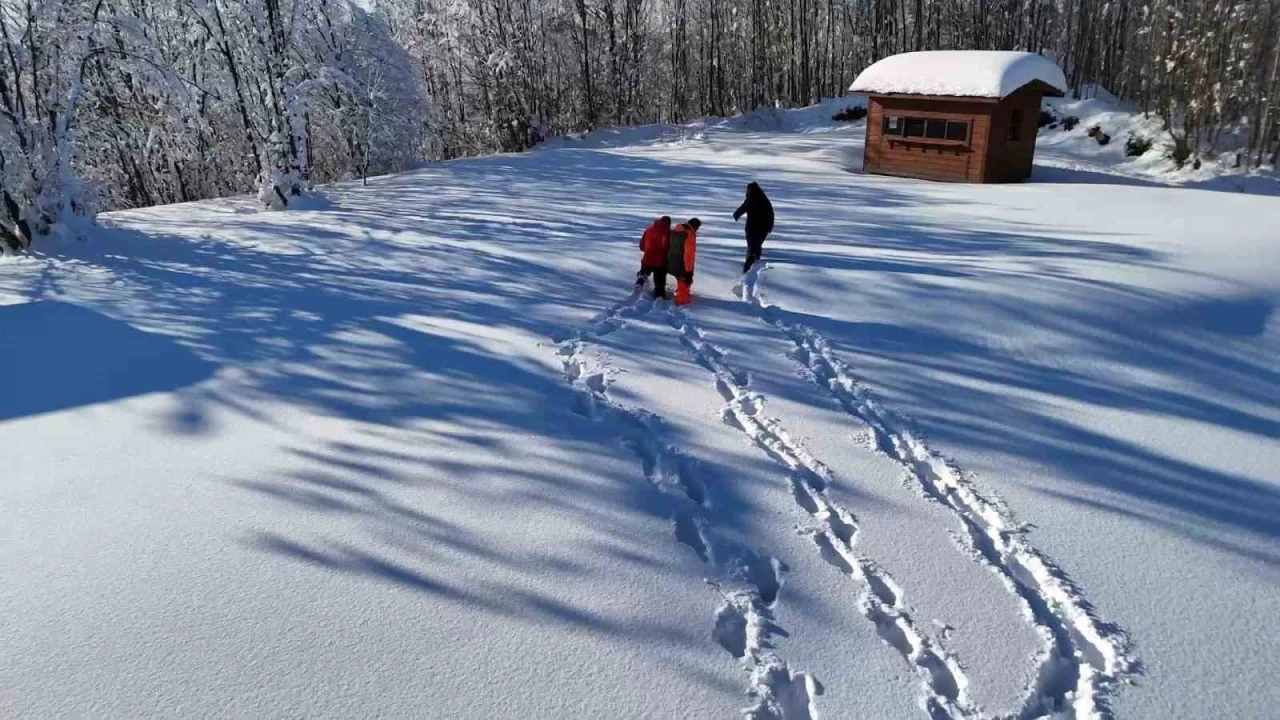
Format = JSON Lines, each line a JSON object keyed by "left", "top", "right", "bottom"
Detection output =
{"left": 1, "top": 0, "right": 433, "bottom": 232}
{"left": 1168, "top": 134, "right": 1194, "bottom": 169}
{"left": 0, "top": 1, "right": 107, "bottom": 250}
{"left": 297, "top": 7, "right": 427, "bottom": 184}
{"left": 1125, "top": 135, "right": 1153, "bottom": 157}
{"left": 832, "top": 106, "right": 867, "bottom": 122}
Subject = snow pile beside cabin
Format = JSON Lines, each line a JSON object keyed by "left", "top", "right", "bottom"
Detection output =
{"left": 850, "top": 51, "right": 1067, "bottom": 99}
{"left": 1036, "top": 87, "right": 1280, "bottom": 195}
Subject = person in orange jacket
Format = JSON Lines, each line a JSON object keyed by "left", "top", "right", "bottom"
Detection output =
{"left": 636, "top": 216, "right": 671, "bottom": 298}
{"left": 666, "top": 218, "right": 701, "bottom": 306}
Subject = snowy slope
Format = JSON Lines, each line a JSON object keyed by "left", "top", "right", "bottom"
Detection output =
{"left": 1036, "top": 90, "right": 1280, "bottom": 195}
{"left": 2, "top": 104, "right": 1278, "bottom": 720}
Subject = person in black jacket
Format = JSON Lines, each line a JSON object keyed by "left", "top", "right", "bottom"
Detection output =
{"left": 733, "top": 181, "right": 774, "bottom": 273}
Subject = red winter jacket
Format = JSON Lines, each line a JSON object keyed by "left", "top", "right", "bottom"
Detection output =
{"left": 639, "top": 218, "right": 671, "bottom": 267}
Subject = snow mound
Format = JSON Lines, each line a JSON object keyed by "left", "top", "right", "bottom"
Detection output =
{"left": 706, "top": 97, "right": 866, "bottom": 134}
{"left": 849, "top": 51, "right": 1067, "bottom": 99}
{"left": 539, "top": 97, "right": 865, "bottom": 151}
{"left": 1036, "top": 89, "right": 1280, "bottom": 195}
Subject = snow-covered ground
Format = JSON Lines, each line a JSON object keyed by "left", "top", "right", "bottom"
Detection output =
{"left": 2, "top": 102, "right": 1278, "bottom": 719}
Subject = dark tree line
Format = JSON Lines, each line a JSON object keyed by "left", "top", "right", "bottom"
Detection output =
{"left": 1, "top": 0, "right": 1276, "bottom": 250}
{"left": 382, "top": 0, "right": 1279, "bottom": 168}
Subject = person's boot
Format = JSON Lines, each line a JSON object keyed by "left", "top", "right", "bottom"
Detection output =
{"left": 674, "top": 280, "right": 691, "bottom": 305}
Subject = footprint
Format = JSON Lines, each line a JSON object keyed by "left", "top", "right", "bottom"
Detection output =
{"left": 676, "top": 456, "right": 707, "bottom": 506}
{"left": 571, "top": 393, "right": 597, "bottom": 419}
{"left": 866, "top": 569, "right": 899, "bottom": 609}
{"left": 585, "top": 372, "right": 608, "bottom": 393}
{"left": 674, "top": 509, "right": 710, "bottom": 563}
{"left": 790, "top": 477, "right": 822, "bottom": 515}
{"left": 713, "top": 602, "right": 749, "bottom": 659}
{"left": 812, "top": 532, "right": 855, "bottom": 576}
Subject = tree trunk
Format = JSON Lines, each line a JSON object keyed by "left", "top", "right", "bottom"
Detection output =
{"left": 576, "top": 0, "right": 595, "bottom": 126}
{"left": 914, "top": 0, "right": 923, "bottom": 50}
{"left": 605, "top": 1, "right": 621, "bottom": 124}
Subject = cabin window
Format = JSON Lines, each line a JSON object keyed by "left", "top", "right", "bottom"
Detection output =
{"left": 1007, "top": 110, "right": 1023, "bottom": 141}
{"left": 882, "top": 114, "right": 971, "bottom": 144}
{"left": 945, "top": 121, "right": 969, "bottom": 141}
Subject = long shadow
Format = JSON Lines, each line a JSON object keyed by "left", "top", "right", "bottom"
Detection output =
{"left": 1030, "top": 164, "right": 1165, "bottom": 188}
{"left": 753, "top": 260, "right": 1280, "bottom": 558}
{"left": 7, "top": 145, "right": 936, "bottom": 652}
{"left": 649, "top": 138, "right": 1279, "bottom": 560}
{"left": 764, "top": 247, "right": 976, "bottom": 278}
{"left": 1033, "top": 145, "right": 1280, "bottom": 196}
{"left": 0, "top": 300, "right": 218, "bottom": 420}
{"left": 10, "top": 122, "right": 1273, "bottom": 646}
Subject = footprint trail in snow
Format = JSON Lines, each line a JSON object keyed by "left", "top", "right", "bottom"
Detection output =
{"left": 736, "top": 263, "right": 1139, "bottom": 719}
{"left": 553, "top": 293, "right": 822, "bottom": 720}
{"left": 664, "top": 305, "right": 977, "bottom": 720}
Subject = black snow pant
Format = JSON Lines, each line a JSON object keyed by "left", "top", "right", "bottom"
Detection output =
{"left": 743, "top": 228, "right": 769, "bottom": 273}
{"left": 637, "top": 264, "right": 668, "bottom": 298}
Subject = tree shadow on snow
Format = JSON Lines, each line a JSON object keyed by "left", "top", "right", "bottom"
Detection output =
{"left": 8, "top": 131, "right": 1274, "bottom": 657}
{"left": 756, "top": 245, "right": 1280, "bottom": 563}
{"left": 0, "top": 300, "right": 218, "bottom": 421}
{"left": 5, "top": 147, "right": 905, "bottom": 657}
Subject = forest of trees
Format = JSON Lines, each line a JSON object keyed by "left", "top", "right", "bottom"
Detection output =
{"left": 1, "top": 0, "right": 1277, "bottom": 250}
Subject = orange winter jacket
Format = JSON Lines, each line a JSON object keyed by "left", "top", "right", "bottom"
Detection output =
{"left": 639, "top": 218, "right": 671, "bottom": 267}
{"left": 667, "top": 223, "right": 697, "bottom": 277}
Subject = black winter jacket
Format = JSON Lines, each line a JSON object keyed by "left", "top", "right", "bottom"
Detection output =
{"left": 733, "top": 182, "right": 774, "bottom": 238}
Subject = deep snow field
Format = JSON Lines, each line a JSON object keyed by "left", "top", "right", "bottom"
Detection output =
{"left": 2, "top": 101, "right": 1278, "bottom": 719}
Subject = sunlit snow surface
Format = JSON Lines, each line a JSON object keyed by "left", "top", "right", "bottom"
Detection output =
{"left": 3, "top": 98, "right": 1278, "bottom": 719}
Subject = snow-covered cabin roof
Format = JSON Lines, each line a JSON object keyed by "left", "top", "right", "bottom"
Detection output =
{"left": 848, "top": 51, "right": 1067, "bottom": 99}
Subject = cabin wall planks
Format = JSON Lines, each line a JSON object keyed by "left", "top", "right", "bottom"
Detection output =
{"left": 863, "top": 86, "right": 1051, "bottom": 183}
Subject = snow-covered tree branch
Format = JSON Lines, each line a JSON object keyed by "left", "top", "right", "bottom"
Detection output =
{"left": 2, "top": 0, "right": 1277, "bottom": 250}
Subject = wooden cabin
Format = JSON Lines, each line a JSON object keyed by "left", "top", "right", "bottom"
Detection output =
{"left": 849, "top": 51, "right": 1067, "bottom": 183}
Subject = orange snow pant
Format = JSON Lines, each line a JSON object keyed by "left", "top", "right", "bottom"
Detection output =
{"left": 674, "top": 277, "right": 692, "bottom": 305}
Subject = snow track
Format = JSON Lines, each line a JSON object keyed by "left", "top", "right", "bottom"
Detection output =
{"left": 665, "top": 305, "right": 977, "bottom": 720}
{"left": 737, "top": 264, "right": 1139, "bottom": 719}
{"left": 551, "top": 267, "right": 1137, "bottom": 719}
{"left": 8, "top": 96, "right": 1276, "bottom": 720}
{"left": 553, "top": 294, "right": 821, "bottom": 720}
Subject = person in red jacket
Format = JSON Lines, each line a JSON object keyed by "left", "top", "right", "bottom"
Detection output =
{"left": 667, "top": 218, "right": 700, "bottom": 306}
{"left": 636, "top": 216, "right": 672, "bottom": 298}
